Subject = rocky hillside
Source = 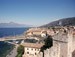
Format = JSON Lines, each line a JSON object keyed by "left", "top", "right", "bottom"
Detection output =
{"left": 41, "top": 17, "right": 75, "bottom": 27}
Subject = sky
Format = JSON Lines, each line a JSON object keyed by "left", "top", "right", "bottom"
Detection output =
{"left": 0, "top": 0, "right": 75, "bottom": 26}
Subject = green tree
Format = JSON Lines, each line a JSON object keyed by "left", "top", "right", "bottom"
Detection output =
{"left": 16, "top": 45, "right": 24, "bottom": 57}
{"left": 40, "top": 36, "right": 53, "bottom": 52}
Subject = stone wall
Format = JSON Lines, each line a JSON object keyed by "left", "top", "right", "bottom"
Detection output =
{"left": 38, "top": 29, "right": 75, "bottom": 57}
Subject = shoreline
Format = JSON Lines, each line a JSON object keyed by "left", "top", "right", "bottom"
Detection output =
{"left": 6, "top": 45, "right": 18, "bottom": 57}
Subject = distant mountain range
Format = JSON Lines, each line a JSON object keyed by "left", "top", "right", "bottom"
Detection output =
{"left": 0, "top": 22, "right": 32, "bottom": 28}
{"left": 41, "top": 17, "right": 75, "bottom": 27}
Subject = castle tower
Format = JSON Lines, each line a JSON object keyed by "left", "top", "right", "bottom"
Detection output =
{"left": 52, "top": 28, "right": 73, "bottom": 57}
{"left": 67, "top": 29, "right": 73, "bottom": 57}
{"left": 53, "top": 30, "right": 68, "bottom": 57}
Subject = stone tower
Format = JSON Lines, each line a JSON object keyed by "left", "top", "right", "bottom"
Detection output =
{"left": 39, "top": 28, "right": 74, "bottom": 57}
{"left": 52, "top": 29, "right": 73, "bottom": 57}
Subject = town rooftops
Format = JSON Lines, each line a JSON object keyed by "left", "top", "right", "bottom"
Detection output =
{"left": 21, "top": 43, "right": 44, "bottom": 49}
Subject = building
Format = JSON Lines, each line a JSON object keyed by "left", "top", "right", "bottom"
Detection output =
{"left": 38, "top": 28, "right": 75, "bottom": 57}
{"left": 25, "top": 28, "right": 55, "bottom": 37}
{"left": 21, "top": 26, "right": 75, "bottom": 57}
{"left": 21, "top": 43, "right": 44, "bottom": 57}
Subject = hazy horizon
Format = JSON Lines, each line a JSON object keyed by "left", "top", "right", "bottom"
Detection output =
{"left": 0, "top": 0, "right": 75, "bottom": 26}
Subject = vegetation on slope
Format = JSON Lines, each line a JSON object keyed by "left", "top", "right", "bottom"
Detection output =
{"left": 16, "top": 45, "right": 24, "bottom": 57}
{"left": 41, "top": 17, "right": 75, "bottom": 27}
{"left": 0, "top": 41, "right": 15, "bottom": 57}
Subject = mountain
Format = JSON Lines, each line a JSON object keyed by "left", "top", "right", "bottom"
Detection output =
{"left": 0, "top": 22, "right": 32, "bottom": 28}
{"left": 41, "top": 17, "right": 75, "bottom": 27}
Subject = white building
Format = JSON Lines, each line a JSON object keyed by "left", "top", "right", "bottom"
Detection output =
{"left": 21, "top": 43, "right": 44, "bottom": 57}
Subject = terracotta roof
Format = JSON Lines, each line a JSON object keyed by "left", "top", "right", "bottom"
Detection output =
{"left": 21, "top": 43, "right": 44, "bottom": 49}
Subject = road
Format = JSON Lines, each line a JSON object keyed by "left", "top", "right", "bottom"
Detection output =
{"left": 6, "top": 45, "right": 18, "bottom": 57}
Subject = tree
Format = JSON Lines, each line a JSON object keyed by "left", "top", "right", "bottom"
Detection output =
{"left": 16, "top": 45, "right": 24, "bottom": 57}
{"left": 40, "top": 36, "right": 53, "bottom": 52}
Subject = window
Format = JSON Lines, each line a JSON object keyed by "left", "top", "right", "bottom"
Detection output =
{"left": 35, "top": 53, "right": 36, "bottom": 55}
{"left": 31, "top": 48, "right": 33, "bottom": 50}
{"left": 27, "top": 52, "right": 29, "bottom": 54}
{"left": 38, "top": 49, "right": 39, "bottom": 51}
{"left": 27, "top": 48, "right": 29, "bottom": 50}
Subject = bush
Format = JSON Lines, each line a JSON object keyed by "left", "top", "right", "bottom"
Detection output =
{"left": 16, "top": 45, "right": 24, "bottom": 57}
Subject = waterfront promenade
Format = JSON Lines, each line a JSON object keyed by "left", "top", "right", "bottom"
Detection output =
{"left": 0, "top": 36, "right": 27, "bottom": 41}
{"left": 6, "top": 45, "right": 19, "bottom": 57}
